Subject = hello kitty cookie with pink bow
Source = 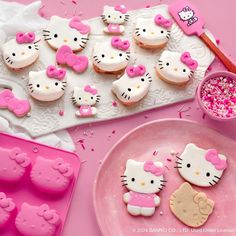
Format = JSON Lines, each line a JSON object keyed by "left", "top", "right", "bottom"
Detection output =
{"left": 28, "top": 65, "right": 67, "bottom": 102}
{"left": 92, "top": 36, "right": 130, "bottom": 74}
{"left": 122, "top": 159, "right": 166, "bottom": 216}
{"left": 44, "top": 16, "right": 90, "bottom": 51}
{"left": 2, "top": 32, "right": 40, "bottom": 70}
{"left": 156, "top": 50, "right": 198, "bottom": 85}
{"left": 176, "top": 143, "right": 227, "bottom": 187}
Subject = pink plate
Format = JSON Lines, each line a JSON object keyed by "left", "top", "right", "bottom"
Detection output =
{"left": 93, "top": 119, "right": 236, "bottom": 236}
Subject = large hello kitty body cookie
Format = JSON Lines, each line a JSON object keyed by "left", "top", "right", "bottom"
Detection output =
{"left": 176, "top": 143, "right": 227, "bottom": 187}
{"left": 44, "top": 16, "right": 90, "bottom": 51}
{"left": 2, "top": 32, "right": 40, "bottom": 70}
{"left": 170, "top": 182, "right": 214, "bottom": 228}
{"left": 92, "top": 36, "right": 130, "bottom": 74}
{"left": 122, "top": 159, "right": 166, "bottom": 216}
{"left": 112, "top": 65, "right": 152, "bottom": 105}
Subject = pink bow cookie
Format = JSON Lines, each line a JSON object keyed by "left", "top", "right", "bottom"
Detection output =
{"left": 114, "top": 5, "right": 128, "bottom": 14}
{"left": 46, "top": 65, "right": 66, "bottom": 80}
{"left": 111, "top": 36, "right": 130, "bottom": 51}
{"left": 69, "top": 17, "right": 91, "bottom": 34}
{"left": 205, "top": 149, "right": 227, "bottom": 171}
{"left": 56, "top": 45, "right": 88, "bottom": 73}
{"left": 0, "top": 192, "right": 15, "bottom": 212}
{"left": 37, "top": 204, "right": 60, "bottom": 226}
{"left": 154, "top": 14, "right": 173, "bottom": 28}
{"left": 144, "top": 161, "right": 164, "bottom": 176}
{"left": 126, "top": 65, "right": 146, "bottom": 78}
{"left": 0, "top": 89, "right": 30, "bottom": 117}
{"left": 180, "top": 52, "right": 198, "bottom": 71}
{"left": 52, "top": 158, "right": 74, "bottom": 178}
{"left": 9, "top": 147, "right": 31, "bottom": 168}
{"left": 16, "top": 32, "right": 35, "bottom": 44}
{"left": 84, "top": 85, "right": 97, "bottom": 95}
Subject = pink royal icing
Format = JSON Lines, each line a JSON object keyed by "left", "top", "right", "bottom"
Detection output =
{"left": 114, "top": 5, "right": 127, "bottom": 14}
{"left": 46, "top": 65, "right": 66, "bottom": 80}
{"left": 126, "top": 65, "right": 146, "bottom": 78}
{"left": 205, "top": 149, "right": 227, "bottom": 171}
{"left": 128, "top": 191, "right": 156, "bottom": 208}
{"left": 180, "top": 52, "right": 198, "bottom": 71}
{"left": 144, "top": 161, "right": 164, "bottom": 176}
{"left": 108, "top": 24, "right": 121, "bottom": 33}
{"left": 111, "top": 36, "right": 130, "bottom": 51}
{"left": 84, "top": 85, "right": 97, "bottom": 95}
{"left": 79, "top": 105, "right": 93, "bottom": 116}
{"left": 69, "top": 16, "right": 91, "bottom": 34}
{"left": 56, "top": 45, "right": 88, "bottom": 73}
{"left": 16, "top": 32, "right": 35, "bottom": 44}
{"left": 154, "top": 14, "right": 173, "bottom": 28}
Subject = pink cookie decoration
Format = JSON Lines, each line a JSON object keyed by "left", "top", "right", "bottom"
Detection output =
{"left": 84, "top": 85, "right": 97, "bottom": 95}
{"left": 154, "top": 14, "right": 173, "bottom": 28}
{"left": 56, "top": 45, "right": 88, "bottom": 73}
{"left": 114, "top": 5, "right": 128, "bottom": 14}
{"left": 30, "top": 156, "right": 74, "bottom": 193}
{"left": 69, "top": 16, "right": 91, "bottom": 34}
{"left": 46, "top": 65, "right": 66, "bottom": 80}
{"left": 16, "top": 32, "right": 35, "bottom": 44}
{"left": 180, "top": 52, "right": 198, "bottom": 71}
{"left": 0, "top": 147, "right": 31, "bottom": 182}
{"left": 111, "top": 36, "right": 130, "bottom": 51}
{"left": 107, "top": 24, "right": 122, "bottom": 34}
{"left": 144, "top": 161, "right": 165, "bottom": 176}
{"left": 205, "top": 149, "right": 227, "bottom": 171}
{"left": 126, "top": 65, "right": 146, "bottom": 78}
{"left": 15, "top": 203, "right": 60, "bottom": 236}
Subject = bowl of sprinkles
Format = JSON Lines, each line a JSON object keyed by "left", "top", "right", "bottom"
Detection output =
{"left": 197, "top": 71, "right": 236, "bottom": 121}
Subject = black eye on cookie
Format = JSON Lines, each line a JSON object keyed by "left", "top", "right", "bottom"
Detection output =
{"left": 187, "top": 163, "right": 191, "bottom": 168}
{"left": 206, "top": 172, "right": 211, "bottom": 177}
{"left": 12, "top": 53, "right": 16, "bottom": 56}
{"left": 127, "top": 88, "right": 131, "bottom": 92}
{"left": 150, "top": 180, "right": 154, "bottom": 184}
{"left": 74, "top": 37, "right": 78, "bottom": 42}
{"left": 101, "top": 54, "right": 105, "bottom": 58}
{"left": 28, "top": 46, "right": 32, "bottom": 49}
{"left": 131, "top": 178, "right": 135, "bottom": 182}
{"left": 142, "top": 29, "right": 146, "bottom": 32}
{"left": 54, "top": 34, "right": 58, "bottom": 38}
{"left": 141, "top": 78, "right": 145, "bottom": 82}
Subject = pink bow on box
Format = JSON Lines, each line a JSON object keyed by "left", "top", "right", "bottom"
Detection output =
{"left": 205, "top": 149, "right": 227, "bottom": 171}
{"left": 114, "top": 5, "right": 128, "bottom": 14}
{"left": 144, "top": 161, "right": 164, "bottom": 176}
{"left": 126, "top": 65, "right": 146, "bottom": 78}
{"left": 16, "top": 32, "right": 35, "bottom": 44}
{"left": 37, "top": 204, "right": 60, "bottom": 226}
{"left": 84, "top": 85, "right": 97, "bottom": 95}
{"left": 0, "top": 89, "right": 31, "bottom": 117}
{"left": 52, "top": 158, "right": 74, "bottom": 178}
{"left": 69, "top": 17, "right": 91, "bottom": 34}
{"left": 9, "top": 147, "right": 31, "bottom": 168}
{"left": 0, "top": 192, "right": 15, "bottom": 212}
{"left": 180, "top": 52, "right": 198, "bottom": 71}
{"left": 155, "top": 14, "right": 173, "bottom": 28}
{"left": 111, "top": 36, "right": 130, "bottom": 51}
{"left": 56, "top": 45, "right": 88, "bottom": 73}
{"left": 46, "top": 65, "right": 66, "bottom": 80}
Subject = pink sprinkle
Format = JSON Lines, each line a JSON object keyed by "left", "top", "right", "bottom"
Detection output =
{"left": 166, "top": 156, "right": 172, "bottom": 162}
{"left": 207, "top": 66, "right": 212, "bottom": 71}
{"left": 165, "top": 165, "right": 170, "bottom": 170}
{"left": 146, "top": 5, "right": 151, "bottom": 8}
{"left": 144, "top": 115, "right": 148, "bottom": 119}
{"left": 59, "top": 110, "right": 64, "bottom": 116}
{"left": 216, "top": 39, "right": 220, "bottom": 45}
{"left": 160, "top": 211, "right": 163, "bottom": 215}
{"left": 112, "top": 101, "right": 118, "bottom": 107}
{"left": 153, "top": 150, "right": 158, "bottom": 156}
{"left": 91, "top": 148, "right": 94, "bottom": 152}
{"left": 72, "top": 0, "right": 77, "bottom": 4}
{"left": 112, "top": 130, "right": 116, "bottom": 134}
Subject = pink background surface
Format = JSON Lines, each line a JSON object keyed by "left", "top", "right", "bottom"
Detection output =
{"left": 5, "top": 0, "right": 236, "bottom": 235}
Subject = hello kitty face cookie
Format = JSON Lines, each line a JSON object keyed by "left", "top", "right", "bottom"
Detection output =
{"left": 122, "top": 159, "right": 166, "bottom": 216}
{"left": 112, "top": 65, "right": 152, "bottom": 105}
{"left": 30, "top": 156, "right": 74, "bottom": 194}
{"left": 15, "top": 203, "right": 60, "bottom": 236}
{"left": 0, "top": 147, "right": 31, "bottom": 183}
{"left": 44, "top": 16, "right": 90, "bottom": 51}
{"left": 134, "top": 14, "right": 173, "bottom": 49}
{"left": 176, "top": 143, "right": 227, "bottom": 187}
{"left": 156, "top": 50, "right": 198, "bottom": 85}
{"left": 28, "top": 65, "right": 67, "bottom": 102}
{"left": 72, "top": 85, "right": 100, "bottom": 117}
{"left": 2, "top": 32, "right": 40, "bottom": 70}
{"left": 92, "top": 36, "right": 130, "bottom": 74}
{"left": 101, "top": 5, "right": 129, "bottom": 34}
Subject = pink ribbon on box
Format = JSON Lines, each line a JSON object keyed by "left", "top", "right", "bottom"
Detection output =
{"left": 111, "top": 36, "right": 130, "bottom": 51}
{"left": 37, "top": 204, "right": 60, "bottom": 226}
{"left": 144, "top": 161, "right": 164, "bottom": 176}
{"left": 180, "top": 52, "right": 198, "bottom": 71}
{"left": 205, "top": 149, "right": 227, "bottom": 171}
{"left": 46, "top": 65, "right": 66, "bottom": 80}
{"left": 9, "top": 147, "right": 31, "bottom": 168}
{"left": 69, "top": 17, "right": 90, "bottom": 34}
{"left": 126, "top": 65, "right": 146, "bottom": 78}
{"left": 154, "top": 14, "right": 173, "bottom": 28}
{"left": 16, "top": 32, "right": 35, "bottom": 44}
{"left": 114, "top": 5, "right": 128, "bottom": 14}
{"left": 0, "top": 192, "right": 15, "bottom": 212}
{"left": 84, "top": 85, "right": 97, "bottom": 95}
{"left": 52, "top": 158, "right": 74, "bottom": 178}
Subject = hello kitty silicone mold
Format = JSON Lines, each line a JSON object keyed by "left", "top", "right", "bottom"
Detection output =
{"left": 72, "top": 85, "right": 100, "bottom": 117}
{"left": 0, "top": 147, "right": 31, "bottom": 182}
{"left": 101, "top": 5, "right": 129, "bottom": 34}
{"left": 156, "top": 50, "right": 198, "bottom": 85}
{"left": 176, "top": 143, "right": 227, "bottom": 187}
{"left": 15, "top": 203, "right": 60, "bottom": 236}
{"left": 122, "top": 159, "right": 166, "bottom": 216}
{"left": 112, "top": 65, "right": 152, "bottom": 105}
{"left": 30, "top": 156, "right": 74, "bottom": 193}
{"left": 92, "top": 36, "right": 130, "bottom": 74}
{"left": 44, "top": 16, "right": 90, "bottom": 51}
{"left": 28, "top": 65, "right": 67, "bottom": 102}
{"left": 0, "top": 192, "right": 15, "bottom": 228}
{"left": 2, "top": 32, "right": 40, "bottom": 70}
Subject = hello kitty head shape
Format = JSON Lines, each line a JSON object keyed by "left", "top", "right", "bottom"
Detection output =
{"left": 0, "top": 192, "right": 15, "bottom": 213}
{"left": 177, "top": 143, "right": 227, "bottom": 187}
{"left": 178, "top": 6, "right": 195, "bottom": 21}
{"left": 122, "top": 159, "right": 165, "bottom": 194}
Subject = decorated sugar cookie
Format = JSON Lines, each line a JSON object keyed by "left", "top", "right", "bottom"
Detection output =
{"left": 101, "top": 5, "right": 129, "bottom": 34}
{"left": 122, "top": 159, "right": 166, "bottom": 216}
{"left": 28, "top": 65, "right": 67, "bottom": 102}
{"left": 15, "top": 203, "right": 60, "bottom": 236}
{"left": 43, "top": 16, "right": 90, "bottom": 51}
{"left": 170, "top": 182, "right": 214, "bottom": 227}
{"left": 176, "top": 143, "right": 227, "bottom": 187}
{"left": 92, "top": 36, "right": 130, "bottom": 74}
{"left": 72, "top": 85, "right": 100, "bottom": 117}
{"left": 156, "top": 51, "right": 198, "bottom": 85}
{"left": 112, "top": 65, "right": 152, "bottom": 105}
{"left": 2, "top": 32, "right": 40, "bottom": 70}
{"left": 134, "top": 14, "right": 173, "bottom": 49}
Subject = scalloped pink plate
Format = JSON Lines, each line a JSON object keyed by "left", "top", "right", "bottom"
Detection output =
{"left": 94, "top": 119, "right": 236, "bottom": 236}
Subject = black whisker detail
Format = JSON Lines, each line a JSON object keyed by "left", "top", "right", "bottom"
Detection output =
{"left": 43, "top": 30, "right": 50, "bottom": 33}
{"left": 34, "top": 39, "right": 41, "bottom": 44}
{"left": 176, "top": 157, "right": 182, "bottom": 160}
{"left": 124, "top": 95, "right": 127, "bottom": 99}
{"left": 61, "top": 88, "right": 65, "bottom": 91}
{"left": 159, "top": 67, "right": 163, "bottom": 69}
{"left": 97, "top": 60, "right": 101, "bottom": 64}
{"left": 158, "top": 60, "right": 163, "bottom": 63}
{"left": 146, "top": 73, "right": 149, "bottom": 76}
{"left": 212, "top": 180, "right": 218, "bottom": 184}
{"left": 174, "top": 166, "right": 182, "bottom": 168}
{"left": 93, "top": 56, "right": 98, "bottom": 58}
{"left": 122, "top": 184, "right": 128, "bottom": 186}
{"left": 128, "top": 96, "right": 130, "bottom": 100}
{"left": 81, "top": 37, "right": 89, "bottom": 40}
{"left": 209, "top": 182, "right": 213, "bottom": 186}
{"left": 120, "top": 175, "right": 127, "bottom": 177}
{"left": 79, "top": 44, "right": 85, "bottom": 49}
{"left": 158, "top": 187, "right": 163, "bottom": 191}
{"left": 6, "top": 57, "right": 9, "bottom": 60}
{"left": 35, "top": 48, "right": 39, "bottom": 50}
{"left": 136, "top": 33, "right": 141, "bottom": 36}
{"left": 149, "top": 80, "right": 152, "bottom": 82}
{"left": 160, "top": 184, "right": 166, "bottom": 187}
{"left": 121, "top": 92, "right": 125, "bottom": 97}
{"left": 10, "top": 61, "right": 13, "bottom": 64}
{"left": 175, "top": 162, "right": 182, "bottom": 165}
{"left": 214, "top": 176, "right": 221, "bottom": 180}
{"left": 44, "top": 38, "right": 52, "bottom": 41}
{"left": 126, "top": 58, "right": 129, "bottom": 61}
{"left": 43, "top": 35, "right": 50, "bottom": 37}
{"left": 161, "top": 180, "right": 167, "bottom": 182}
{"left": 81, "top": 41, "right": 87, "bottom": 44}
{"left": 121, "top": 180, "right": 127, "bottom": 182}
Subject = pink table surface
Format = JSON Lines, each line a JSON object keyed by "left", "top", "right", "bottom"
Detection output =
{"left": 5, "top": 0, "right": 236, "bottom": 235}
